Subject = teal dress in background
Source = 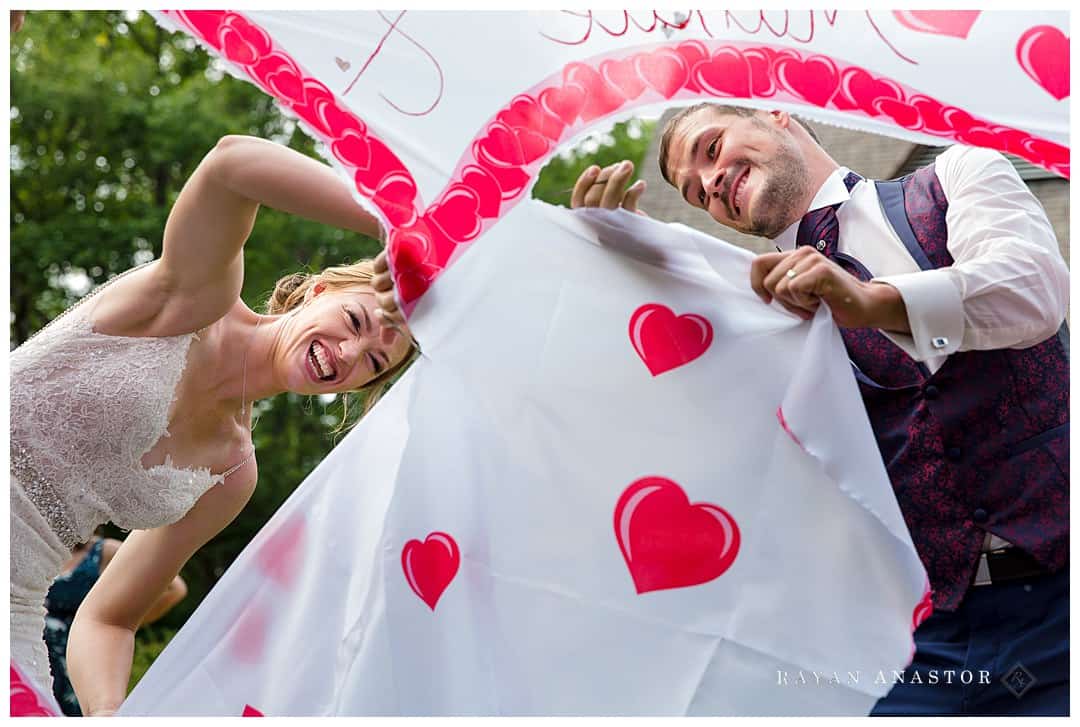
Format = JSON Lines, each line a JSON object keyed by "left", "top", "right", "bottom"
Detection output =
{"left": 42, "top": 538, "right": 103, "bottom": 717}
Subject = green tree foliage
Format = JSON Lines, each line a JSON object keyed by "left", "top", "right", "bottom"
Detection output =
{"left": 10, "top": 10, "right": 654, "bottom": 688}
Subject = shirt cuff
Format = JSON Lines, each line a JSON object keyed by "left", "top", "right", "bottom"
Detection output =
{"left": 872, "top": 269, "right": 964, "bottom": 361}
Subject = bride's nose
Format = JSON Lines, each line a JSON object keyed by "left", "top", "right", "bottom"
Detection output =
{"left": 338, "top": 337, "right": 363, "bottom": 365}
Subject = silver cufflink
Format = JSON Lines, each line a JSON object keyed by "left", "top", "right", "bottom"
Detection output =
{"left": 931, "top": 336, "right": 949, "bottom": 349}
{"left": 816, "top": 240, "right": 827, "bottom": 251}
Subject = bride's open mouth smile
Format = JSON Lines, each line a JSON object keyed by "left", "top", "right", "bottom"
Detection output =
{"left": 307, "top": 340, "right": 338, "bottom": 382}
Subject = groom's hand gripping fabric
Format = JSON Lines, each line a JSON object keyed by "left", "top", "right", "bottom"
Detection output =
{"left": 751, "top": 246, "right": 911, "bottom": 333}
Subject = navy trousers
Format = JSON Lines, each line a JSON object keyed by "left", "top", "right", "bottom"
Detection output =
{"left": 871, "top": 567, "right": 1069, "bottom": 716}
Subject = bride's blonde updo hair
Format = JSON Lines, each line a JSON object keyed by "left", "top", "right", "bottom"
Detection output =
{"left": 267, "top": 259, "right": 376, "bottom": 315}
{"left": 266, "top": 259, "right": 418, "bottom": 423}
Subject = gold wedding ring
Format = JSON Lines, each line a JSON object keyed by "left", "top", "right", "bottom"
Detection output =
{"left": 786, "top": 268, "right": 798, "bottom": 279}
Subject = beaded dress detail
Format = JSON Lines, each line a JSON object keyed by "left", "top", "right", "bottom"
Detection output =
{"left": 9, "top": 286, "right": 224, "bottom": 691}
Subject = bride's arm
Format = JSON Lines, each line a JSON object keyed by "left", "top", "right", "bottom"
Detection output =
{"left": 162, "top": 133, "right": 381, "bottom": 313}
{"left": 67, "top": 473, "right": 256, "bottom": 716}
{"left": 96, "top": 538, "right": 189, "bottom": 626}
{"left": 95, "top": 135, "right": 382, "bottom": 335}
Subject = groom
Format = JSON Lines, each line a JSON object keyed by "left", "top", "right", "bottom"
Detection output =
{"left": 568, "top": 103, "right": 1069, "bottom": 716}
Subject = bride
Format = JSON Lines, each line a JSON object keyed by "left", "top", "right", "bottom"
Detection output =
{"left": 10, "top": 135, "right": 413, "bottom": 716}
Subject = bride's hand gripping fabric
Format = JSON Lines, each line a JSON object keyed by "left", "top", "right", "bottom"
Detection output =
{"left": 371, "top": 249, "right": 407, "bottom": 331}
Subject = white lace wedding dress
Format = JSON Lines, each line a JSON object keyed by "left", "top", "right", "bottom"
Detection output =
{"left": 9, "top": 283, "right": 228, "bottom": 700}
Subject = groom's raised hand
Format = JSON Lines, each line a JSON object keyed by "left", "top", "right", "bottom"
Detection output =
{"left": 571, "top": 161, "right": 648, "bottom": 214}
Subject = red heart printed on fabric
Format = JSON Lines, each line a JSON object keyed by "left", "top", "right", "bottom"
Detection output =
{"left": 912, "top": 589, "right": 934, "bottom": 630}
{"left": 629, "top": 303, "right": 713, "bottom": 376}
{"left": 875, "top": 98, "right": 922, "bottom": 130}
{"left": 255, "top": 514, "right": 306, "bottom": 588}
{"left": 1023, "top": 136, "right": 1070, "bottom": 169}
{"left": 614, "top": 476, "right": 741, "bottom": 594}
{"left": 563, "top": 62, "right": 626, "bottom": 122}
{"left": 219, "top": 26, "right": 260, "bottom": 65}
{"left": 538, "top": 83, "right": 586, "bottom": 125}
{"left": 331, "top": 130, "right": 371, "bottom": 169}
{"left": 428, "top": 184, "right": 485, "bottom": 243}
{"left": 1016, "top": 25, "right": 1070, "bottom": 101}
{"left": 229, "top": 603, "right": 270, "bottom": 663}
{"left": 402, "top": 531, "right": 461, "bottom": 610}
{"left": 892, "top": 11, "right": 981, "bottom": 39}
{"left": 905, "top": 95, "right": 949, "bottom": 134}
{"left": 262, "top": 62, "right": 306, "bottom": 105}
{"left": 314, "top": 96, "right": 366, "bottom": 139}
{"left": 496, "top": 96, "right": 566, "bottom": 142}
{"left": 242, "top": 705, "right": 264, "bottom": 717}
{"left": 743, "top": 47, "right": 796, "bottom": 99}
{"left": 673, "top": 40, "right": 708, "bottom": 94}
{"left": 693, "top": 47, "right": 752, "bottom": 99}
{"left": 839, "top": 67, "right": 904, "bottom": 118}
{"left": 635, "top": 49, "right": 688, "bottom": 99}
{"left": 459, "top": 165, "right": 503, "bottom": 214}
{"left": 775, "top": 54, "right": 841, "bottom": 108}
{"left": 10, "top": 665, "right": 59, "bottom": 716}
{"left": 372, "top": 171, "right": 420, "bottom": 228}
{"left": 601, "top": 56, "right": 648, "bottom": 101}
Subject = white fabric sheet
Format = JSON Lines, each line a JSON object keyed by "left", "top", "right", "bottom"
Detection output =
{"left": 114, "top": 9, "right": 1056, "bottom": 715}
{"left": 122, "top": 205, "right": 928, "bottom": 716}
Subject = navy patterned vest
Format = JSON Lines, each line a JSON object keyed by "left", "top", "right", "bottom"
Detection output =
{"left": 832, "top": 164, "right": 1069, "bottom": 612}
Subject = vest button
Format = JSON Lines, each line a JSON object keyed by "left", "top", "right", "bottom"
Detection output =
{"left": 946, "top": 446, "right": 962, "bottom": 462}
{"left": 924, "top": 385, "right": 940, "bottom": 400}
{"left": 973, "top": 508, "right": 989, "bottom": 524}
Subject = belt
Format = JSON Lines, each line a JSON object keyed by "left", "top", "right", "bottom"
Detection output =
{"left": 972, "top": 547, "right": 1048, "bottom": 587}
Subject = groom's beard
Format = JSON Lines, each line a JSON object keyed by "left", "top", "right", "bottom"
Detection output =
{"left": 741, "top": 139, "right": 812, "bottom": 240}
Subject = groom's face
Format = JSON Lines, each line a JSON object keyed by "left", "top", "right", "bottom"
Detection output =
{"left": 664, "top": 109, "right": 812, "bottom": 240}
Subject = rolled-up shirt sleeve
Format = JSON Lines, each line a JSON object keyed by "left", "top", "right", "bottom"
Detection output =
{"left": 874, "top": 145, "right": 1069, "bottom": 361}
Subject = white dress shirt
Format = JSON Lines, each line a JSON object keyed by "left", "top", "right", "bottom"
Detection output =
{"left": 774, "top": 145, "right": 1069, "bottom": 375}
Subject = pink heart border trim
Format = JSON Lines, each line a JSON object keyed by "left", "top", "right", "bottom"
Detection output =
{"left": 162, "top": 10, "right": 1070, "bottom": 312}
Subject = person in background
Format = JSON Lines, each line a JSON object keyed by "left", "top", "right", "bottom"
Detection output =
{"left": 43, "top": 536, "right": 188, "bottom": 716}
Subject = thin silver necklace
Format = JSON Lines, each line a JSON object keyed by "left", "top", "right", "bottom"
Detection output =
{"left": 239, "top": 314, "right": 263, "bottom": 420}
{"left": 218, "top": 314, "right": 262, "bottom": 480}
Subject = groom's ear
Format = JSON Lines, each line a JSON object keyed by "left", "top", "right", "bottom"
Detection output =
{"left": 768, "top": 109, "right": 791, "bottom": 129}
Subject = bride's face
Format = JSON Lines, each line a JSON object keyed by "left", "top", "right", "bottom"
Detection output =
{"left": 280, "top": 285, "right": 413, "bottom": 395}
